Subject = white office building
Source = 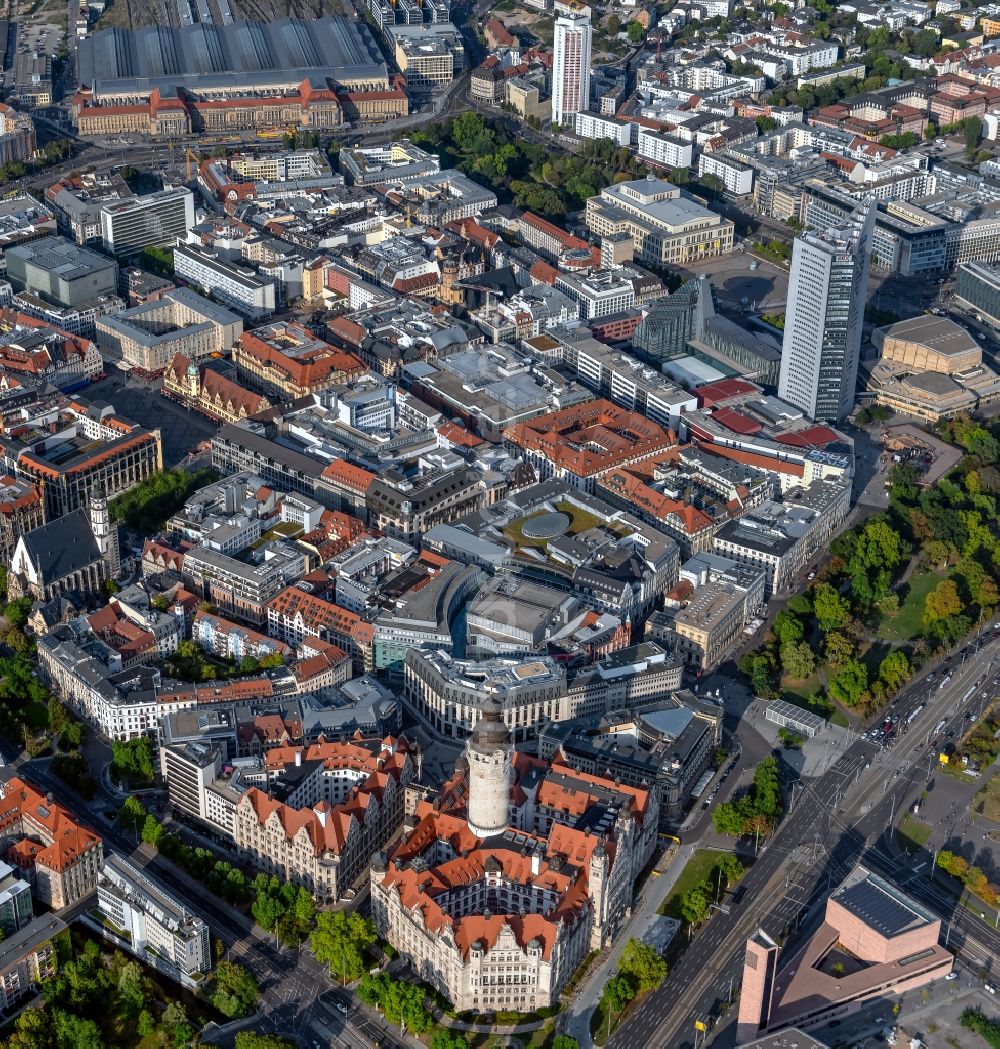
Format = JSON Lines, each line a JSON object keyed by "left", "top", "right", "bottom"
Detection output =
{"left": 778, "top": 201, "right": 875, "bottom": 422}
{"left": 100, "top": 188, "right": 195, "bottom": 255}
{"left": 173, "top": 243, "right": 277, "bottom": 320}
{"left": 97, "top": 854, "right": 211, "bottom": 985}
{"left": 574, "top": 111, "right": 635, "bottom": 146}
{"left": 552, "top": 12, "right": 592, "bottom": 127}
{"left": 698, "top": 152, "right": 754, "bottom": 196}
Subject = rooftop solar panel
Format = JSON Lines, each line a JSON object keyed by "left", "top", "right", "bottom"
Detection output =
{"left": 834, "top": 875, "right": 924, "bottom": 937}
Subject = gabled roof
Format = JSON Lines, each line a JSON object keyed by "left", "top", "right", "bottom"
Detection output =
{"left": 18, "top": 509, "right": 101, "bottom": 583}
{"left": 0, "top": 777, "right": 102, "bottom": 873}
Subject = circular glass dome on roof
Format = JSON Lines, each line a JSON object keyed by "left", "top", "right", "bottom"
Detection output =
{"left": 521, "top": 511, "right": 571, "bottom": 540}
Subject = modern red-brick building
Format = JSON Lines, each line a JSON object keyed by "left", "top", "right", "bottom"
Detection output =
{"left": 736, "top": 866, "right": 954, "bottom": 1044}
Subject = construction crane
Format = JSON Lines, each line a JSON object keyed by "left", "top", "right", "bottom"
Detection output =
{"left": 184, "top": 148, "right": 200, "bottom": 180}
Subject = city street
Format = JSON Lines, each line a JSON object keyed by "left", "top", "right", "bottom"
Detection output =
{"left": 605, "top": 633, "right": 1000, "bottom": 1049}
{"left": 0, "top": 752, "right": 414, "bottom": 1049}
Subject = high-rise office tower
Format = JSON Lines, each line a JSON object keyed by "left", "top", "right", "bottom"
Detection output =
{"left": 552, "top": 11, "right": 592, "bottom": 126}
{"left": 777, "top": 201, "right": 875, "bottom": 422}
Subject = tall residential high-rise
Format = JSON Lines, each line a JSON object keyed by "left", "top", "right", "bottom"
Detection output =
{"left": 777, "top": 201, "right": 875, "bottom": 422}
{"left": 552, "top": 12, "right": 592, "bottom": 126}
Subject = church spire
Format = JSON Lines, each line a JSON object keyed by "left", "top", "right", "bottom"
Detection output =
{"left": 90, "top": 481, "right": 120, "bottom": 579}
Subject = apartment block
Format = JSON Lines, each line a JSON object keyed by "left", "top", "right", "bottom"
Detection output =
{"left": 173, "top": 243, "right": 277, "bottom": 320}
{"left": 0, "top": 915, "right": 65, "bottom": 1012}
{"left": 100, "top": 189, "right": 195, "bottom": 255}
{"left": 97, "top": 854, "right": 211, "bottom": 984}
{"left": 0, "top": 861, "right": 33, "bottom": 935}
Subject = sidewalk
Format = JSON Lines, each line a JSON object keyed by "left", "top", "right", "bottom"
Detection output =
{"left": 560, "top": 844, "right": 696, "bottom": 1049}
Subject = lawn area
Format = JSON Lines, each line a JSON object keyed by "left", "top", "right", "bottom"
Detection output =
{"left": 503, "top": 499, "right": 605, "bottom": 553}
{"left": 781, "top": 676, "right": 854, "bottom": 726}
{"left": 591, "top": 989, "right": 655, "bottom": 1047}
{"left": 532, "top": 16, "right": 555, "bottom": 44}
{"left": 21, "top": 698, "right": 48, "bottom": 730}
{"left": 658, "top": 849, "right": 723, "bottom": 919}
{"left": 876, "top": 568, "right": 943, "bottom": 643}
{"left": 974, "top": 773, "right": 1000, "bottom": 824}
{"left": 897, "top": 813, "right": 933, "bottom": 855}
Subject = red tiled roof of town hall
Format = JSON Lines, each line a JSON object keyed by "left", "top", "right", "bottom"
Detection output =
{"left": 240, "top": 739, "right": 411, "bottom": 857}
{"left": 166, "top": 353, "right": 269, "bottom": 417}
{"left": 382, "top": 808, "right": 589, "bottom": 961}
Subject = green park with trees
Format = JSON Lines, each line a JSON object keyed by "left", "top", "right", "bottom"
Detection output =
{"left": 110, "top": 468, "right": 218, "bottom": 535}
{"left": 711, "top": 757, "right": 782, "bottom": 843}
{"left": 738, "top": 413, "right": 1000, "bottom": 722}
{"left": 359, "top": 969, "right": 434, "bottom": 1037}
{"left": 111, "top": 737, "right": 156, "bottom": 788}
{"left": 3, "top": 933, "right": 218, "bottom": 1048}
{"left": 408, "top": 112, "right": 648, "bottom": 221}
{"left": 162, "top": 639, "right": 285, "bottom": 683}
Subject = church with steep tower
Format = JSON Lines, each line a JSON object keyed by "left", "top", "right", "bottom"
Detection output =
{"left": 369, "top": 701, "right": 660, "bottom": 1012}
{"left": 8, "top": 483, "right": 121, "bottom": 602}
{"left": 89, "top": 482, "right": 120, "bottom": 579}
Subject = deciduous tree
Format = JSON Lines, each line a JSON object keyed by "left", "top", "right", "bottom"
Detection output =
{"left": 812, "top": 582, "right": 850, "bottom": 632}
{"left": 310, "top": 911, "right": 376, "bottom": 985}
{"left": 923, "top": 579, "right": 963, "bottom": 626}
{"left": 212, "top": 961, "right": 260, "bottom": 1019}
{"left": 780, "top": 640, "right": 815, "bottom": 680}
{"left": 618, "top": 938, "right": 667, "bottom": 989}
{"left": 828, "top": 658, "right": 869, "bottom": 707}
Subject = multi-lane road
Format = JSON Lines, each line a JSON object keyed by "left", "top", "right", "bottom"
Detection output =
{"left": 610, "top": 632, "right": 1000, "bottom": 1049}
{"left": 1, "top": 756, "right": 411, "bottom": 1049}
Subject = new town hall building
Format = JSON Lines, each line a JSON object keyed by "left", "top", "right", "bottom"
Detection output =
{"left": 369, "top": 701, "right": 659, "bottom": 1012}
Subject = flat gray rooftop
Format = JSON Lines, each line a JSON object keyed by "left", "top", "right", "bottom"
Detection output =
{"left": 79, "top": 17, "right": 387, "bottom": 96}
